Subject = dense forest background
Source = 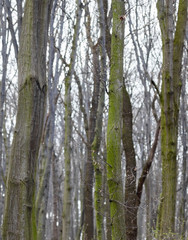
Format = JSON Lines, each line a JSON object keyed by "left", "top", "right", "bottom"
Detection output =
{"left": 0, "top": 0, "right": 188, "bottom": 239}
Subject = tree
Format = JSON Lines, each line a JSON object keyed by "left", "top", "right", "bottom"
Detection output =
{"left": 1, "top": 0, "right": 188, "bottom": 239}
{"left": 179, "top": 48, "right": 188, "bottom": 239}
{"left": 122, "top": 83, "right": 137, "bottom": 240}
{"left": 62, "top": 1, "right": 82, "bottom": 239}
{"left": 0, "top": 0, "right": 8, "bottom": 229}
{"left": 77, "top": 2, "right": 109, "bottom": 238}
{"left": 156, "top": 0, "right": 188, "bottom": 238}
{"left": 2, "top": 0, "right": 53, "bottom": 239}
{"left": 122, "top": 81, "right": 160, "bottom": 240}
{"left": 93, "top": 0, "right": 108, "bottom": 239}
{"left": 106, "top": 0, "right": 125, "bottom": 239}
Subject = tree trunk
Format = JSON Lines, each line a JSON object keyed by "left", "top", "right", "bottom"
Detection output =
{"left": 36, "top": 118, "right": 51, "bottom": 240}
{"left": 2, "top": 0, "right": 52, "bottom": 239}
{"left": 62, "top": 1, "right": 82, "bottom": 239}
{"left": 106, "top": 1, "right": 125, "bottom": 239}
{"left": 81, "top": 6, "right": 102, "bottom": 236}
{"left": 156, "top": 0, "right": 188, "bottom": 238}
{"left": 83, "top": 44, "right": 101, "bottom": 239}
{"left": 93, "top": 64, "right": 106, "bottom": 240}
{"left": 93, "top": 0, "right": 107, "bottom": 239}
{"left": 122, "top": 84, "right": 137, "bottom": 240}
{"left": 122, "top": 82, "right": 160, "bottom": 240}
{"left": 0, "top": 3, "right": 8, "bottom": 232}
{"left": 179, "top": 57, "right": 188, "bottom": 240}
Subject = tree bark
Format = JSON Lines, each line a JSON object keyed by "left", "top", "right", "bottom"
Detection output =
{"left": 0, "top": 3, "right": 8, "bottom": 233}
{"left": 106, "top": 1, "right": 125, "bottom": 239}
{"left": 122, "top": 84, "right": 137, "bottom": 240}
{"left": 93, "top": 0, "right": 107, "bottom": 239}
{"left": 179, "top": 57, "right": 188, "bottom": 240}
{"left": 122, "top": 82, "right": 160, "bottom": 240}
{"left": 2, "top": 0, "right": 52, "bottom": 239}
{"left": 156, "top": 0, "right": 188, "bottom": 238}
{"left": 83, "top": 43, "right": 101, "bottom": 239}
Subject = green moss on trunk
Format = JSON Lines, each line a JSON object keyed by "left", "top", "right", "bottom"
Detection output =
{"left": 3, "top": 78, "right": 46, "bottom": 240}
{"left": 106, "top": 0, "right": 125, "bottom": 239}
{"left": 156, "top": 0, "right": 188, "bottom": 238}
{"left": 94, "top": 166, "right": 103, "bottom": 240}
{"left": 2, "top": 0, "right": 51, "bottom": 238}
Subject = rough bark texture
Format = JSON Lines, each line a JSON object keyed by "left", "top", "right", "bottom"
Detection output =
{"left": 122, "top": 83, "right": 160, "bottom": 240}
{"left": 83, "top": 44, "right": 101, "bottom": 240}
{"left": 106, "top": 0, "right": 125, "bottom": 239}
{"left": 62, "top": 75, "right": 72, "bottom": 240}
{"left": 93, "top": 66, "right": 106, "bottom": 240}
{"left": 122, "top": 84, "right": 137, "bottom": 240}
{"left": 52, "top": 152, "right": 60, "bottom": 240}
{"left": 93, "top": 0, "right": 107, "bottom": 239}
{"left": 156, "top": 0, "right": 188, "bottom": 238}
{"left": 2, "top": 0, "right": 52, "bottom": 239}
{"left": 3, "top": 78, "right": 46, "bottom": 240}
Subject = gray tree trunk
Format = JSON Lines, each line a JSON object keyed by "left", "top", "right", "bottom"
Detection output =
{"left": 62, "top": 1, "right": 82, "bottom": 239}
{"left": 0, "top": 3, "right": 8, "bottom": 236}
{"left": 2, "top": 0, "right": 53, "bottom": 239}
